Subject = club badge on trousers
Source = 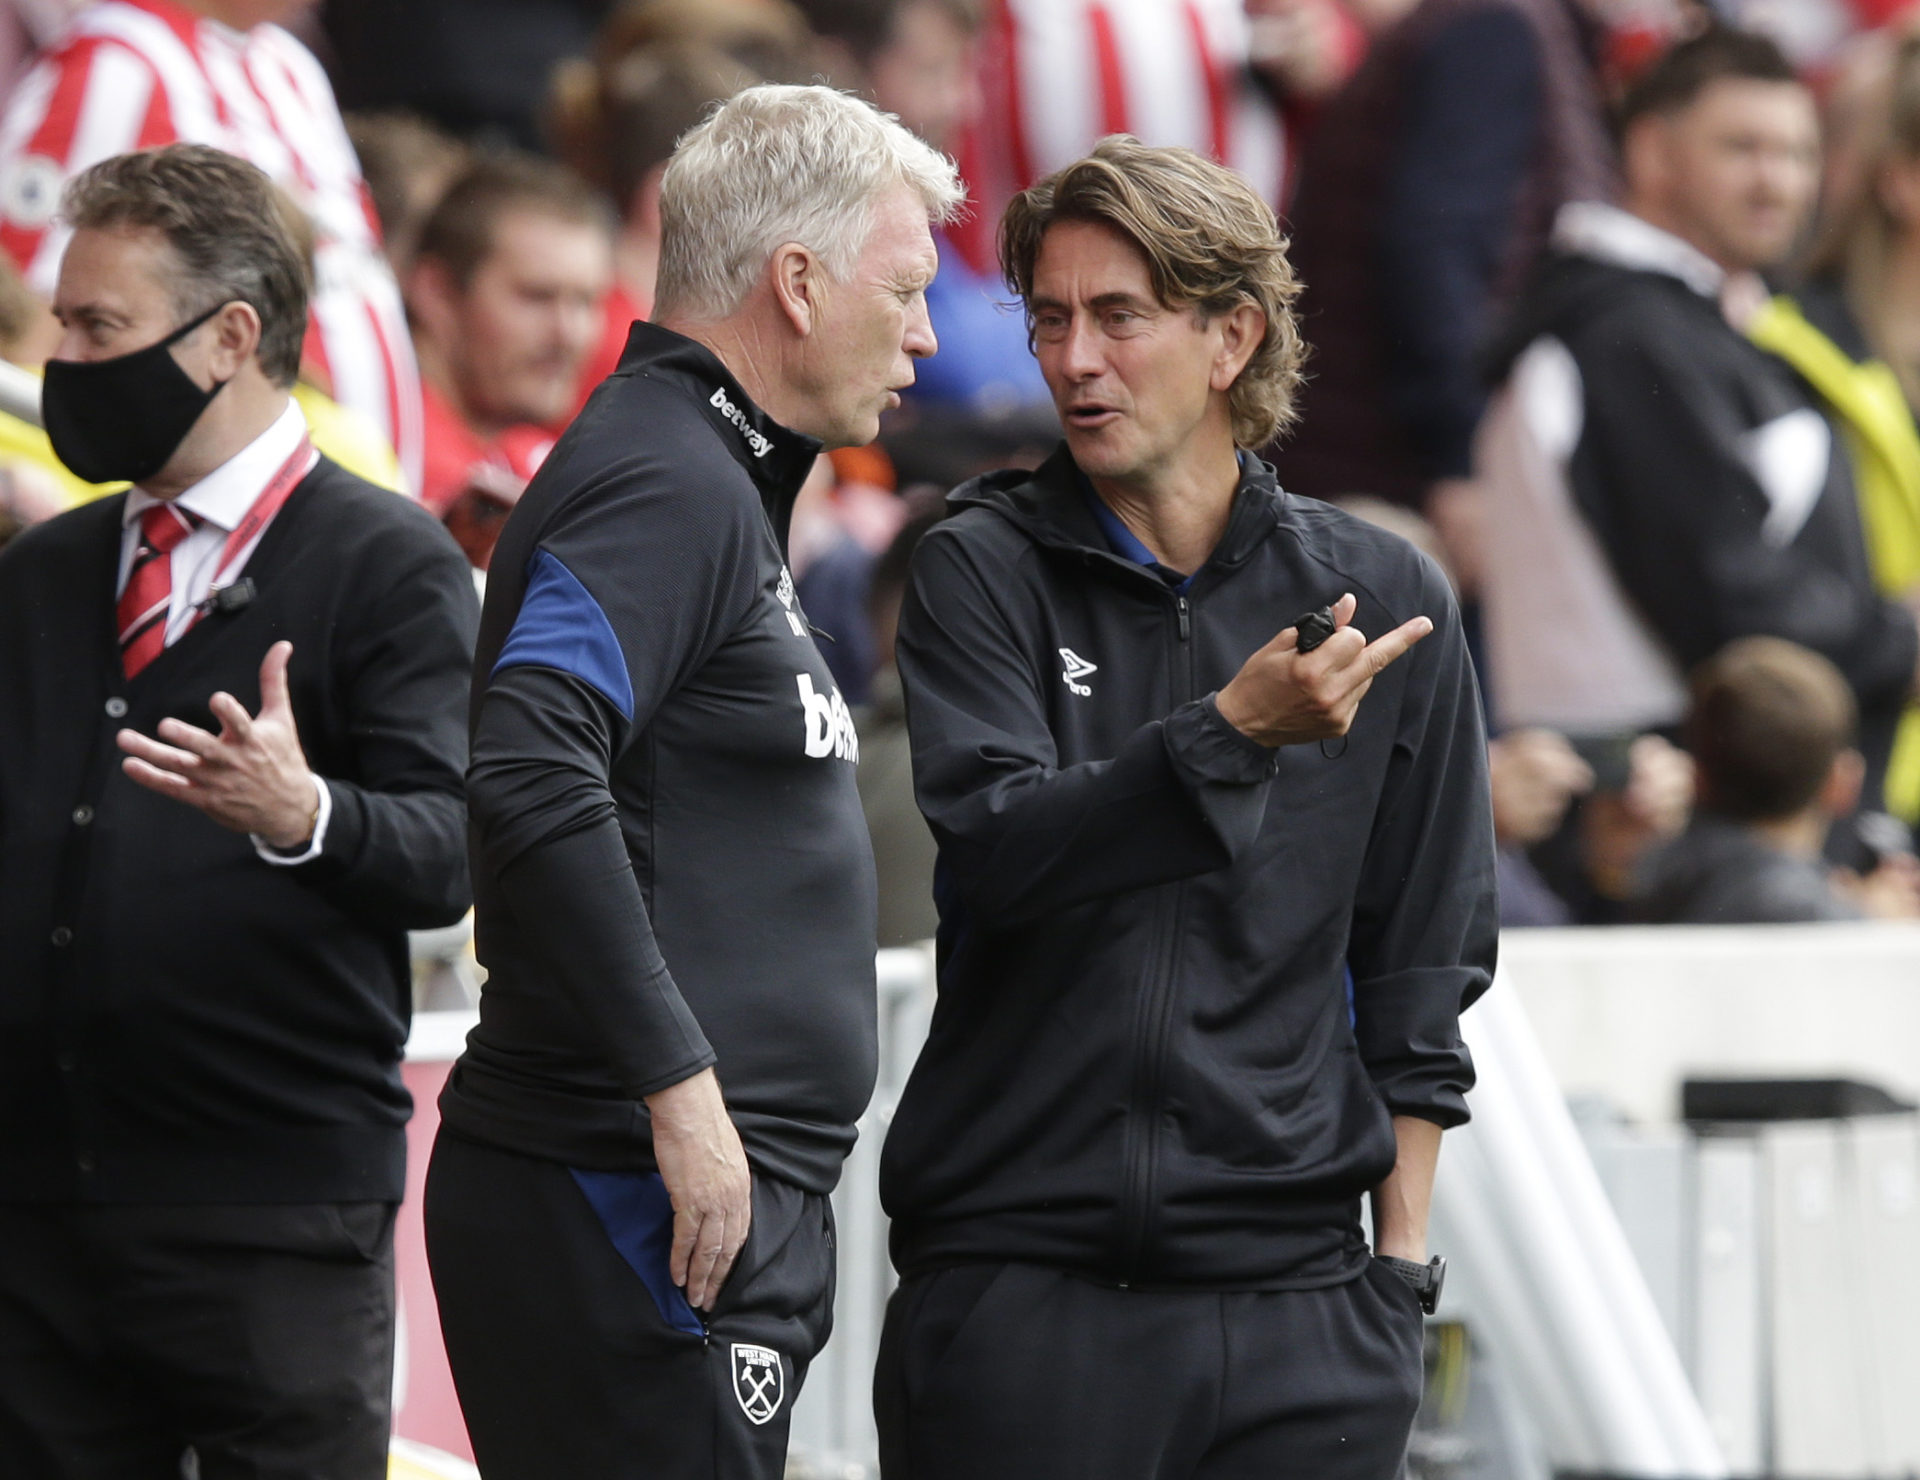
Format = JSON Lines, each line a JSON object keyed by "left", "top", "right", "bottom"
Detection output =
{"left": 731, "top": 1344, "right": 784, "bottom": 1425}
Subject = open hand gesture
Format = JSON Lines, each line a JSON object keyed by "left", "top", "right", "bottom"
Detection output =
{"left": 116, "top": 640, "right": 321, "bottom": 849}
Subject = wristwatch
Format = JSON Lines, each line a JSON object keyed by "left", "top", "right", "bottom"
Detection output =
{"left": 1377, "top": 1254, "right": 1446, "bottom": 1315}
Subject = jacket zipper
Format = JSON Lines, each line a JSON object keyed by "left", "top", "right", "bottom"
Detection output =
{"left": 1118, "top": 589, "right": 1195, "bottom": 1282}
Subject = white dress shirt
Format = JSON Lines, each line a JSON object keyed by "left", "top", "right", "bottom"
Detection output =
{"left": 116, "top": 398, "right": 331, "bottom": 865}
{"left": 117, "top": 398, "right": 308, "bottom": 637}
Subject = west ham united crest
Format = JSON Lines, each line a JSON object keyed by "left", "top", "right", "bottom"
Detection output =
{"left": 731, "top": 1343, "right": 784, "bottom": 1425}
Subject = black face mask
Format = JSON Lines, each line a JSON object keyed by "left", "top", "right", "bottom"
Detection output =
{"left": 41, "top": 303, "right": 230, "bottom": 485}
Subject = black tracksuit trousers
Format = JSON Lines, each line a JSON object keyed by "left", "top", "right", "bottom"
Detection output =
{"left": 424, "top": 1132, "right": 836, "bottom": 1480}
{"left": 875, "top": 1259, "right": 1424, "bottom": 1480}
{"left": 0, "top": 1202, "right": 395, "bottom": 1480}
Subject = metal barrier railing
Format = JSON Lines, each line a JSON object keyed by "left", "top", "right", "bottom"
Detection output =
{"left": 1436, "top": 987, "right": 1726, "bottom": 1477}
{"left": 0, "top": 359, "right": 40, "bottom": 427}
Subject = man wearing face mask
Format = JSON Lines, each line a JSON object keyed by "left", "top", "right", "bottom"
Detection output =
{"left": 0, "top": 143, "right": 477, "bottom": 1479}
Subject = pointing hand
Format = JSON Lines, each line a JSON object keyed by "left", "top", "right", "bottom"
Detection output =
{"left": 1215, "top": 593, "right": 1432, "bottom": 748}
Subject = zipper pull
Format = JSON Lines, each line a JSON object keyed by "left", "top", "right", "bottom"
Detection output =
{"left": 1177, "top": 596, "right": 1191, "bottom": 642}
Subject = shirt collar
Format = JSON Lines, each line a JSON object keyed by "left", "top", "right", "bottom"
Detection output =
{"left": 615, "top": 321, "right": 822, "bottom": 504}
{"left": 1078, "top": 468, "right": 1257, "bottom": 597}
{"left": 1082, "top": 482, "right": 1166, "bottom": 563}
{"left": 123, "top": 399, "right": 307, "bottom": 532}
{"left": 1552, "top": 200, "right": 1726, "bottom": 299}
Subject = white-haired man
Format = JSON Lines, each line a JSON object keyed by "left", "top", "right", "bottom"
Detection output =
{"left": 424, "top": 84, "right": 960, "bottom": 1479}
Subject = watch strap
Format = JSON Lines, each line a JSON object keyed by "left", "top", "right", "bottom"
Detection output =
{"left": 1376, "top": 1254, "right": 1445, "bottom": 1315}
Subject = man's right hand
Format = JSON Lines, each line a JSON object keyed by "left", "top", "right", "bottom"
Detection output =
{"left": 646, "top": 1066, "right": 751, "bottom": 1310}
{"left": 1489, "top": 729, "right": 1595, "bottom": 849}
{"left": 1215, "top": 593, "right": 1433, "bottom": 748}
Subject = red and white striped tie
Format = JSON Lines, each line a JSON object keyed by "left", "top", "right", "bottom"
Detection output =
{"left": 118, "top": 503, "right": 198, "bottom": 679}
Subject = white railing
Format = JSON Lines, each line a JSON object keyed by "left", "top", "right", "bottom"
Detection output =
{"left": 0, "top": 359, "right": 40, "bottom": 426}
{"left": 1436, "top": 987, "right": 1726, "bottom": 1477}
{"left": 785, "top": 947, "right": 932, "bottom": 1477}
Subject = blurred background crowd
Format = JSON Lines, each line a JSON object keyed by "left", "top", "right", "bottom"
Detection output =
{"left": 6, "top": 0, "right": 1920, "bottom": 940}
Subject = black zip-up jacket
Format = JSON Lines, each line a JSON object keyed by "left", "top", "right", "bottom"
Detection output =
{"left": 881, "top": 447, "right": 1497, "bottom": 1288}
{"left": 441, "top": 323, "right": 879, "bottom": 1196}
{"left": 1483, "top": 243, "right": 1917, "bottom": 794}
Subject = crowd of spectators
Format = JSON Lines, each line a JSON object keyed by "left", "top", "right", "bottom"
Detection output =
{"left": 4, "top": 0, "right": 1920, "bottom": 930}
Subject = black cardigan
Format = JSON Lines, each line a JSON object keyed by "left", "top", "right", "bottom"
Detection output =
{"left": 0, "top": 456, "right": 479, "bottom": 1204}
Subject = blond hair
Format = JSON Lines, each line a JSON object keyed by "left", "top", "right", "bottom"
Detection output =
{"left": 655, "top": 83, "right": 963, "bottom": 320}
{"left": 998, "top": 135, "right": 1306, "bottom": 448}
{"left": 1807, "top": 30, "right": 1920, "bottom": 405}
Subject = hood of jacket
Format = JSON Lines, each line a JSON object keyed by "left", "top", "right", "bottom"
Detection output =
{"left": 1486, "top": 201, "right": 1727, "bottom": 383}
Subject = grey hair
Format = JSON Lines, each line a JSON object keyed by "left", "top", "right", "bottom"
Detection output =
{"left": 655, "top": 83, "right": 963, "bottom": 320}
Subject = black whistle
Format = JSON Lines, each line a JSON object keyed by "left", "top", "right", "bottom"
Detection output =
{"left": 1293, "top": 605, "right": 1336, "bottom": 653}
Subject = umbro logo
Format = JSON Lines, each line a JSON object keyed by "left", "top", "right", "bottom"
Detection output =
{"left": 709, "top": 385, "right": 772, "bottom": 458}
{"left": 1059, "top": 647, "right": 1097, "bottom": 696}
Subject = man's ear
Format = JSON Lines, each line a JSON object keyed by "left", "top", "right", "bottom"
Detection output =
{"left": 1210, "top": 302, "right": 1267, "bottom": 393}
{"left": 769, "top": 242, "right": 819, "bottom": 337}
{"left": 208, "top": 299, "right": 263, "bottom": 382}
{"left": 1821, "top": 748, "right": 1866, "bottom": 818}
{"left": 405, "top": 256, "right": 463, "bottom": 348}
{"left": 1621, "top": 115, "right": 1671, "bottom": 206}
{"left": 1879, "top": 154, "right": 1920, "bottom": 226}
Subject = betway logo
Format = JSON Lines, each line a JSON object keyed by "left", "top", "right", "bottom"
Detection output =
{"left": 710, "top": 385, "right": 772, "bottom": 459}
{"left": 798, "top": 673, "right": 859, "bottom": 763}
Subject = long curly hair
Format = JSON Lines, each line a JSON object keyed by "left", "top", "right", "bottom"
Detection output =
{"left": 998, "top": 135, "right": 1307, "bottom": 449}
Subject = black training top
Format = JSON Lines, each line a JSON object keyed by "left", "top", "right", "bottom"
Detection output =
{"left": 442, "top": 323, "right": 879, "bottom": 1196}
{"left": 881, "top": 447, "right": 1498, "bottom": 1289}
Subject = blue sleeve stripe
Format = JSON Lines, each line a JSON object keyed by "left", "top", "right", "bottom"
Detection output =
{"left": 492, "top": 547, "right": 636, "bottom": 721}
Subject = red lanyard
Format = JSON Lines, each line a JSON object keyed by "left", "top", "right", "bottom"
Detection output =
{"left": 186, "top": 433, "right": 316, "bottom": 629}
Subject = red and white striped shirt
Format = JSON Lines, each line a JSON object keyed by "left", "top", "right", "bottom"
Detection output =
{"left": 953, "top": 0, "right": 1290, "bottom": 268}
{"left": 0, "top": 0, "right": 423, "bottom": 493}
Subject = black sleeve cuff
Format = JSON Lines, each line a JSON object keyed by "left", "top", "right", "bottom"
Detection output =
{"left": 1352, "top": 966, "right": 1483, "bottom": 1130}
{"left": 1164, "top": 694, "right": 1282, "bottom": 785}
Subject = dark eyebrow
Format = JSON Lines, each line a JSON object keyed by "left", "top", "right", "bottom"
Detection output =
{"left": 1028, "top": 291, "right": 1157, "bottom": 314}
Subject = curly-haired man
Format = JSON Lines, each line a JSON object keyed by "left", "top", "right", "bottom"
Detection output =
{"left": 874, "top": 136, "right": 1499, "bottom": 1479}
